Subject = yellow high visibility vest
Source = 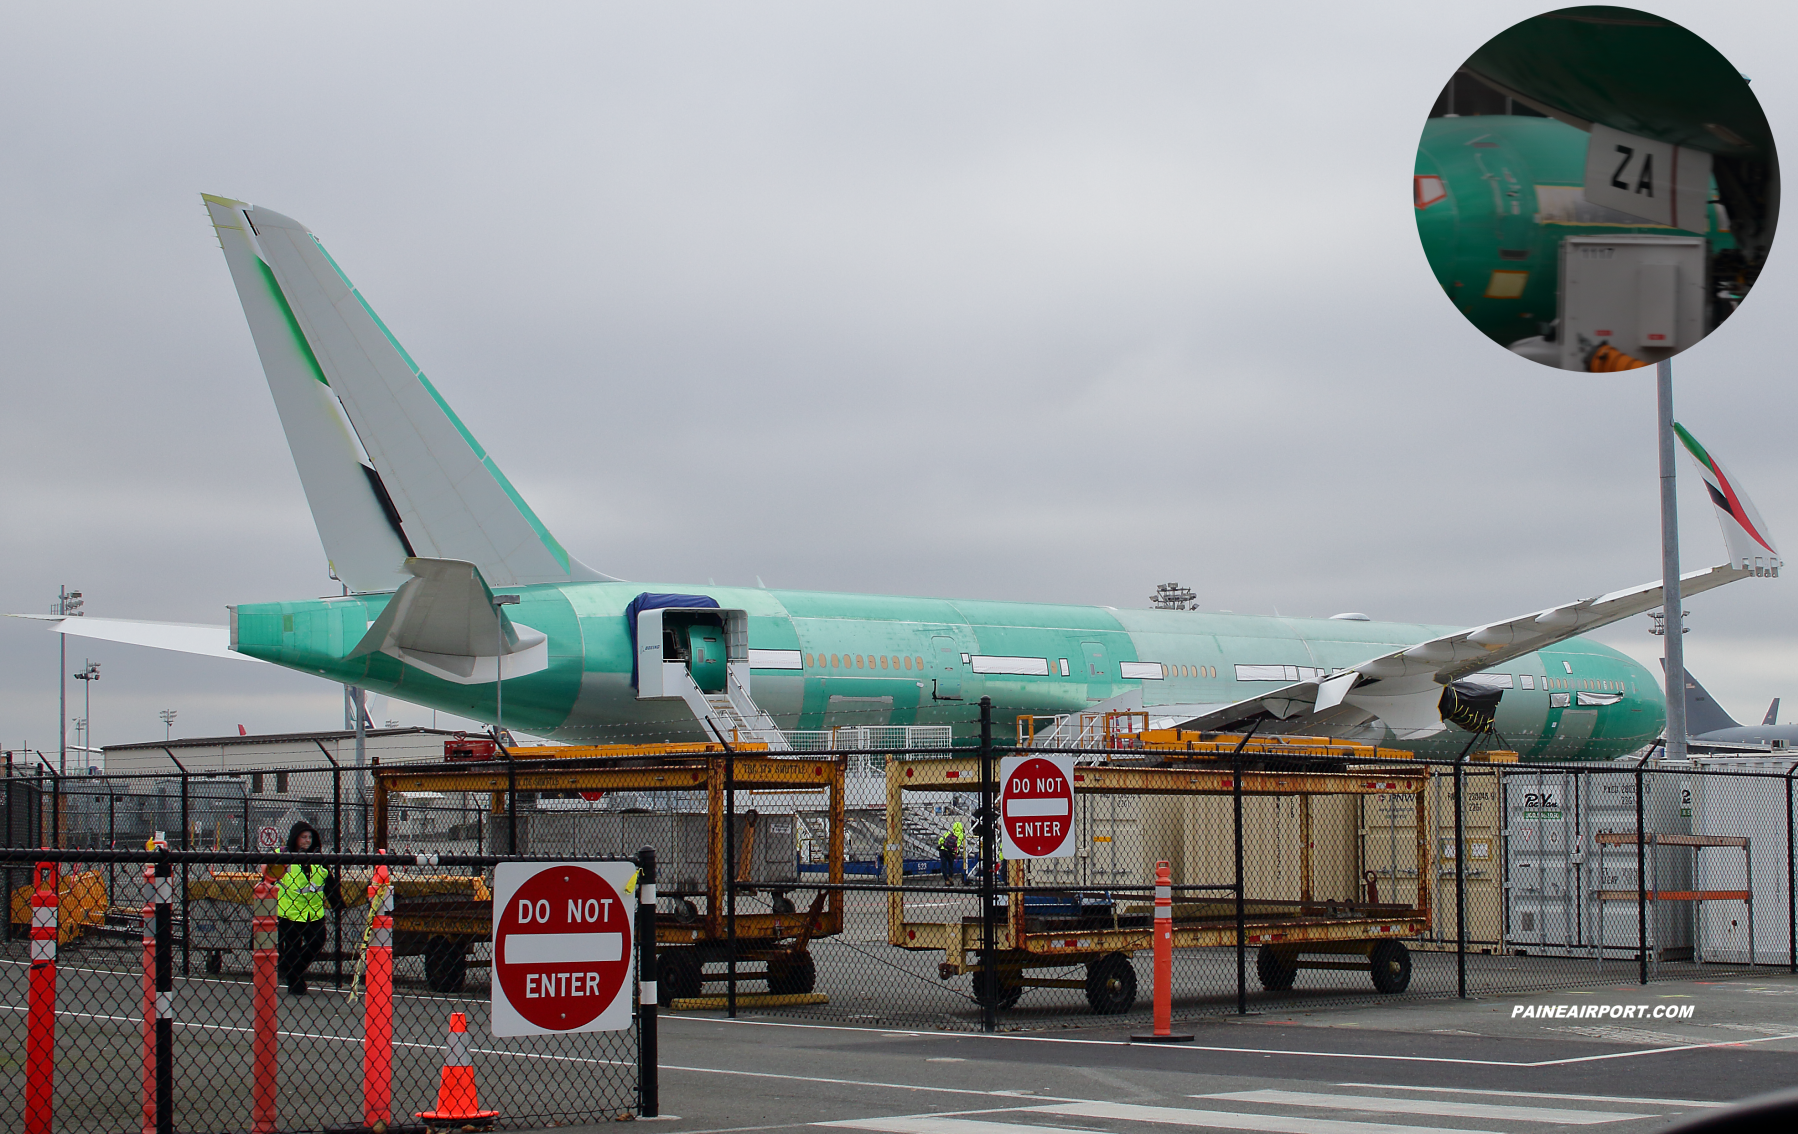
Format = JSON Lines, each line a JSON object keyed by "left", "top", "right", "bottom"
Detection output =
{"left": 276, "top": 864, "right": 329, "bottom": 922}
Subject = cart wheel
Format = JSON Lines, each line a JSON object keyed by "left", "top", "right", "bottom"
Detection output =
{"left": 771, "top": 893, "right": 797, "bottom": 915}
{"left": 205, "top": 951, "right": 223, "bottom": 975}
{"left": 424, "top": 936, "right": 468, "bottom": 993}
{"left": 766, "top": 951, "right": 816, "bottom": 995}
{"left": 1370, "top": 941, "right": 1411, "bottom": 994}
{"left": 1084, "top": 953, "right": 1137, "bottom": 1014}
{"left": 970, "top": 967, "right": 1023, "bottom": 1010}
{"left": 1256, "top": 946, "right": 1297, "bottom": 992}
{"left": 658, "top": 950, "right": 703, "bottom": 1006}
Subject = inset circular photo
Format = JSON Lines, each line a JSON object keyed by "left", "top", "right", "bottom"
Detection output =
{"left": 1416, "top": 7, "right": 1777, "bottom": 370}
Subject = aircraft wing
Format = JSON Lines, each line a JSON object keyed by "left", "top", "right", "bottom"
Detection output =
{"left": 7, "top": 614, "right": 262, "bottom": 663}
{"left": 1168, "top": 562, "right": 1753, "bottom": 740}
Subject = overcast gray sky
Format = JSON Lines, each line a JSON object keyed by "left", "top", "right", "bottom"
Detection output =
{"left": 4, "top": 2, "right": 1794, "bottom": 755}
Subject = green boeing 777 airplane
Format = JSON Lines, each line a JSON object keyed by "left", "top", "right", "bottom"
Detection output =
{"left": 29, "top": 198, "right": 1784, "bottom": 760}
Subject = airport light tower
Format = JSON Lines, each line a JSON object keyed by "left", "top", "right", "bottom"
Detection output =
{"left": 159, "top": 708, "right": 177, "bottom": 741}
{"left": 54, "top": 586, "right": 83, "bottom": 774}
{"left": 74, "top": 660, "right": 99, "bottom": 773}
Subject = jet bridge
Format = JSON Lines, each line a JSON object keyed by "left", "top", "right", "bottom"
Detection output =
{"left": 636, "top": 604, "right": 790, "bottom": 750}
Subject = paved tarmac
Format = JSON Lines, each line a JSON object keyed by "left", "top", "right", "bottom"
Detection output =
{"left": 573, "top": 971, "right": 1798, "bottom": 1134}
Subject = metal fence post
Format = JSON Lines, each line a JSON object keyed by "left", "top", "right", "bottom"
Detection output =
{"left": 1233, "top": 744, "right": 1246, "bottom": 1016}
{"left": 1786, "top": 767, "right": 1795, "bottom": 976}
{"left": 636, "top": 846, "right": 659, "bottom": 1118}
{"left": 1636, "top": 763, "right": 1648, "bottom": 985}
{"left": 1455, "top": 756, "right": 1467, "bottom": 999}
{"left": 979, "top": 697, "right": 996, "bottom": 1034}
{"left": 180, "top": 774, "right": 191, "bottom": 976}
{"left": 50, "top": 769, "right": 60, "bottom": 848}
{"left": 334, "top": 765, "right": 345, "bottom": 988}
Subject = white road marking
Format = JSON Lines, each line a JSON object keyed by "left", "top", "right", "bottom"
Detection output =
{"left": 1196, "top": 1089, "right": 1645, "bottom": 1124}
{"left": 1335, "top": 1084, "right": 1724, "bottom": 1109}
{"left": 830, "top": 1107, "right": 1506, "bottom": 1134}
{"left": 677, "top": 1015, "right": 1798, "bottom": 1068}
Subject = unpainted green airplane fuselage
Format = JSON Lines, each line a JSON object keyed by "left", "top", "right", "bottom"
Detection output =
{"left": 1416, "top": 115, "right": 1732, "bottom": 350}
{"left": 233, "top": 582, "right": 1663, "bottom": 760}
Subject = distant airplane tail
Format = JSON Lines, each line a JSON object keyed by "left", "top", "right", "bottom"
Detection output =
{"left": 1661, "top": 660, "right": 1742, "bottom": 735}
{"left": 1764, "top": 697, "right": 1781, "bottom": 727}
{"left": 203, "top": 195, "right": 608, "bottom": 592}
{"left": 1677, "top": 423, "right": 1781, "bottom": 577}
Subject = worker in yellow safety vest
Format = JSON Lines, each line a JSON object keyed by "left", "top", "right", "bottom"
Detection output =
{"left": 261, "top": 821, "right": 344, "bottom": 995}
{"left": 937, "top": 821, "right": 963, "bottom": 887}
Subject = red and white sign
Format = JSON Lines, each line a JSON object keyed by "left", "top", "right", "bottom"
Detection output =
{"left": 256, "top": 826, "right": 280, "bottom": 851}
{"left": 999, "top": 754, "right": 1076, "bottom": 859}
{"left": 491, "top": 861, "right": 636, "bottom": 1037}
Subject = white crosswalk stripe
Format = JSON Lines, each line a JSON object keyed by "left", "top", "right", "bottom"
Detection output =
{"left": 1195, "top": 1090, "right": 1646, "bottom": 1125}
{"left": 817, "top": 1083, "right": 1671, "bottom": 1134}
{"left": 822, "top": 1108, "right": 1503, "bottom": 1134}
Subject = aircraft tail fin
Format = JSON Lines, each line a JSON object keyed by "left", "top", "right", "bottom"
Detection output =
{"left": 1677, "top": 423, "right": 1781, "bottom": 577}
{"left": 1765, "top": 697, "right": 1781, "bottom": 727}
{"left": 205, "top": 195, "right": 414, "bottom": 593}
{"left": 205, "top": 196, "right": 609, "bottom": 590}
{"left": 1661, "top": 660, "right": 1742, "bottom": 735}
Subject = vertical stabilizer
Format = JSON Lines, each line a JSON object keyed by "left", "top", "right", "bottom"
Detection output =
{"left": 207, "top": 197, "right": 607, "bottom": 589}
{"left": 204, "top": 195, "right": 412, "bottom": 593}
{"left": 1764, "top": 698, "right": 1780, "bottom": 727}
{"left": 1661, "top": 660, "right": 1742, "bottom": 736}
{"left": 1676, "top": 423, "right": 1781, "bottom": 577}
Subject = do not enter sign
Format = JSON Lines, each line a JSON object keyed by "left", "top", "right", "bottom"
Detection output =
{"left": 999, "top": 754, "right": 1076, "bottom": 859}
{"left": 491, "top": 861, "right": 636, "bottom": 1036}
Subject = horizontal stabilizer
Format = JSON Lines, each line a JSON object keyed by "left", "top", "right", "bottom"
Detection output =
{"left": 349, "top": 558, "right": 547, "bottom": 685}
{"left": 9, "top": 614, "right": 260, "bottom": 663}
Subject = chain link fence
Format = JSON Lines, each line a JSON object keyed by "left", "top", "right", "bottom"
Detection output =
{"left": 2, "top": 842, "right": 652, "bottom": 1133}
{"left": 8, "top": 716, "right": 1796, "bottom": 1049}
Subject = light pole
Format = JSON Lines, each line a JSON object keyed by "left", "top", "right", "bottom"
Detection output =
{"left": 1656, "top": 359, "right": 1686, "bottom": 761}
{"left": 159, "top": 709, "right": 177, "bottom": 741}
{"left": 493, "top": 595, "right": 520, "bottom": 746}
{"left": 74, "top": 661, "right": 99, "bottom": 773}
{"left": 54, "top": 587, "right": 83, "bottom": 775}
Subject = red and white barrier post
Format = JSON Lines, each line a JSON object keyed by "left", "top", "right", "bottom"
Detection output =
{"left": 1131, "top": 860, "right": 1192, "bottom": 1043}
{"left": 26, "top": 861, "right": 58, "bottom": 1134}
{"left": 251, "top": 879, "right": 278, "bottom": 1134}
{"left": 363, "top": 861, "right": 394, "bottom": 1130}
{"left": 152, "top": 854, "right": 175, "bottom": 1134}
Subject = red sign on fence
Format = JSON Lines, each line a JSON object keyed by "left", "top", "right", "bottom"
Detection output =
{"left": 999, "top": 754, "right": 1077, "bottom": 859}
{"left": 491, "top": 861, "right": 636, "bottom": 1037}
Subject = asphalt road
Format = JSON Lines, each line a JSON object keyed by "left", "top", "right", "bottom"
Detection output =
{"left": 590, "top": 973, "right": 1798, "bottom": 1134}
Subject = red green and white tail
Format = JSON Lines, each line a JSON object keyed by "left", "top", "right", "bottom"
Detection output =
{"left": 1676, "top": 423, "right": 1781, "bottom": 577}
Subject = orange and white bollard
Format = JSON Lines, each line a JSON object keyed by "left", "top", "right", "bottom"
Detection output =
{"left": 251, "top": 879, "right": 278, "bottom": 1134}
{"left": 26, "top": 861, "right": 58, "bottom": 1134}
{"left": 416, "top": 1011, "right": 499, "bottom": 1124}
{"left": 1130, "top": 860, "right": 1192, "bottom": 1043}
{"left": 363, "top": 860, "right": 393, "bottom": 1130}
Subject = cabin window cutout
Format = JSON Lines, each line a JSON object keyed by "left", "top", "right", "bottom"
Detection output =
{"left": 1058, "top": 658, "right": 1070, "bottom": 677}
{"left": 1521, "top": 673, "right": 1535, "bottom": 689}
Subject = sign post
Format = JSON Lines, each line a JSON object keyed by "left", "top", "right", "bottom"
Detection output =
{"left": 999, "top": 754, "right": 1076, "bottom": 860}
{"left": 492, "top": 861, "right": 637, "bottom": 1036}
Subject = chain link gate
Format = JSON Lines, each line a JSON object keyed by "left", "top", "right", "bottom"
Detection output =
{"left": 2, "top": 846, "right": 657, "bottom": 1134}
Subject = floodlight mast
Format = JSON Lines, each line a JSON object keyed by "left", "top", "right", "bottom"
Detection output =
{"left": 74, "top": 661, "right": 99, "bottom": 773}
{"left": 1657, "top": 359, "right": 1686, "bottom": 761}
{"left": 1150, "top": 583, "right": 1198, "bottom": 611}
{"left": 55, "top": 586, "right": 83, "bottom": 775}
{"left": 159, "top": 708, "right": 177, "bottom": 742}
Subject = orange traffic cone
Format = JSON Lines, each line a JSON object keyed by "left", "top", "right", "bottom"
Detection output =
{"left": 415, "top": 1012, "right": 499, "bottom": 1124}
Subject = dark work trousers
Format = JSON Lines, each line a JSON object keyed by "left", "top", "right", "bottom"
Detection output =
{"left": 277, "top": 917, "right": 328, "bottom": 992}
{"left": 939, "top": 848, "right": 956, "bottom": 886}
